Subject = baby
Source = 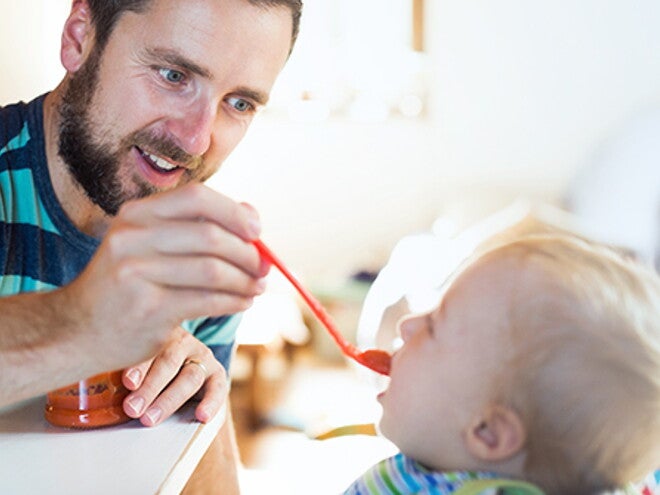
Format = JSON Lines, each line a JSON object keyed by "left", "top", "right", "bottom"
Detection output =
{"left": 345, "top": 234, "right": 660, "bottom": 494}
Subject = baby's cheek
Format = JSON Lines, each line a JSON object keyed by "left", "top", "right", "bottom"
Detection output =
{"left": 378, "top": 405, "right": 405, "bottom": 445}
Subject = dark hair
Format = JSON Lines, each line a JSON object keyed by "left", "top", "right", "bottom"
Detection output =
{"left": 87, "top": 0, "right": 302, "bottom": 53}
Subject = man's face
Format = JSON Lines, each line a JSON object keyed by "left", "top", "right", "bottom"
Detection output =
{"left": 377, "top": 254, "right": 519, "bottom": 471}
{"left": 59, "top": 0, "right": 293, "bottom": 214}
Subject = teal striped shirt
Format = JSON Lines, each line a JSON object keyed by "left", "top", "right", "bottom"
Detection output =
{"left": 0, "top": 95, "right": 239, "bottom": 369}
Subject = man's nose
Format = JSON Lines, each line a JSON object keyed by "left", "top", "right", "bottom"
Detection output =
{"left": 166, "top": 101, "right": 217, "bottom": 157}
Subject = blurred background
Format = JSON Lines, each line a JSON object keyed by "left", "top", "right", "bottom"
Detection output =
{"left": 2, "top": 0, "right": 658, "bottom": 281}
{"left": 2, "top": 1, "right": 659, "bottom": 492}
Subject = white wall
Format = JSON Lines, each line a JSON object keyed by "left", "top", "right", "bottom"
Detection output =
{"left": 0, "top": 0, "right": 68, "bottom": 103}
{"left": 2, "top": 1, "right": 659, "bottom": 285}
{"left": 426, "top": 0, "right": 660, "bottom": 191}
{"left": 214, "top": 0, "right": 660, "bottom": 283}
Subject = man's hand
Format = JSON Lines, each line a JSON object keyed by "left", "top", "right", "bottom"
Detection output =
{"left": 63, "top": 184, "right": 267, "bottom": 374}
{"left": 0, "top": 184, "right": 267, "bottom": 411}
{"left": 121, "top": 327, "right": 226, "bottom": 426}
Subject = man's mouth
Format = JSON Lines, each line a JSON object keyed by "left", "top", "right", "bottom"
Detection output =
{"left": 138, "top": 147, "right": 180, "bottom": 173}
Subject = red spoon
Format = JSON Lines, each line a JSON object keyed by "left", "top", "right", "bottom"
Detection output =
{"left": 252, "top": 239, "right": 391, "bottom": 375}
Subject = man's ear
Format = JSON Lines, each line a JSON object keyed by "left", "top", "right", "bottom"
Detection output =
{"left": 465, "top": 404, "right": 526, "bottom": 461}
{"left": 61, "top": 0, "right": 95, "bottom": 73}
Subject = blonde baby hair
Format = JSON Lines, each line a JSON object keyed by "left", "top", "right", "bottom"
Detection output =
{"left": 484, "top": 234, "right": 660, "bottom": 494}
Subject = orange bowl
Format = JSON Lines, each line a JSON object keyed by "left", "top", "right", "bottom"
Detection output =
{"left": 45, "top": 369, "right": 132, "bottom": 428}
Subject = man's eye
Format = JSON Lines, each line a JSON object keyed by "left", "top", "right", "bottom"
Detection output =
{"left": 158, "top": 68, "right": 185, "bottom": 84}
{"left": 227, "top": 96, "right": 254, "bottom": 113}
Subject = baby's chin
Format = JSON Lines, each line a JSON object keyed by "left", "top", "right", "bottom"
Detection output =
{"left": 373, "top": 418, "right": 386, "bottom": 438}
{"left": 375, "top": 407, "right": 404, "bottom": 446}
{"left": 374, "top": 415, "right": 394, "bottom": 445}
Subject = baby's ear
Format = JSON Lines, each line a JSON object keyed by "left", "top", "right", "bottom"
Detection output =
{"left": 465, "top": 404, "right": 526, "bottom": 461}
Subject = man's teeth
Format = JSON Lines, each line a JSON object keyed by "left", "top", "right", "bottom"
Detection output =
{"left": 146, "top": 152, "right": 177, "bottom": 171}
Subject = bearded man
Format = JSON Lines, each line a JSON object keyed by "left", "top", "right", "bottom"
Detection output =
{"left": 0, "top": 0, "right": 302, "bottom": 492}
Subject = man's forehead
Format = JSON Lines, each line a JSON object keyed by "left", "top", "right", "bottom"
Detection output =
{"left": 111, "top": 0, "right": 292, "bottom": 97}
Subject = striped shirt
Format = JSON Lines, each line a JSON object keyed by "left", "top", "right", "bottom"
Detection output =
{"left": 0, "top": 95, "right": 239, "bottom": 369}
{"left": 343, "top": 453, "right": 544, "bottom": 495}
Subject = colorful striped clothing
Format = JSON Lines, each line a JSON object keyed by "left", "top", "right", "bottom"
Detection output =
{"left": 343, "top": 453, "right": 503, "bottom": 494}
{"left": 0, "top": 95, "right": 239, "bottom": 369}
{"left": 345, "top": 452, "right": 657, "bottom": 495}
{"left": 636, "top": 470, "right": 660, "bottom": 495}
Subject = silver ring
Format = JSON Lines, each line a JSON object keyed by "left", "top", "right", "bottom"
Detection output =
{"left": 183, "top": 358, "right": 209, "bottom": 378}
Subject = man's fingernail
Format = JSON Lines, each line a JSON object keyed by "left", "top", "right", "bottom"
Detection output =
{"left": 248, "top": 219, "right": 261, "bottom": 238}
{"left": 256, "top": 278, "right": 267, "bottom": 294}
{"left": 126, "top": 396, "right": 145, "bottom": 415}
{"left": 145, "top": 407, "right": 162, "bottom": 425}
{"left": 241, "top": 203, "right": 261, "bottom": 238}
{"left": 197, "top": 406, "right": 210, "bottom": 423}
{"left": 127, "top": 368, "right": 140, "bottom": 386}
{"left": 259, "top": 257, "right": 271, "bottom": 276}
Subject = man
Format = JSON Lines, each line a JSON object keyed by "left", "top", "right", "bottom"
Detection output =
{"left": 0, "top": 0, "right": 302, "bottom": 492}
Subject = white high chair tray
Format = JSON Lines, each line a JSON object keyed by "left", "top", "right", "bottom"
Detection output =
{"left": 0, "top": 395, "right": 225, "bottom": 494}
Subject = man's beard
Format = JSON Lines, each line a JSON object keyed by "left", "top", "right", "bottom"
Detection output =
{"left": 57, "top": 47, "right": 204, "bottom": 216}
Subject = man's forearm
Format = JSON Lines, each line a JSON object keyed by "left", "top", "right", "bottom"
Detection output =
{"left": 0, "top": 289, "right": 97, "bottom": 408}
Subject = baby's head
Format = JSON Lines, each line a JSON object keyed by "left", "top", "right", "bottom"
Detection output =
{"left": 378, "top": 233, "right": 660, "bottom": 494}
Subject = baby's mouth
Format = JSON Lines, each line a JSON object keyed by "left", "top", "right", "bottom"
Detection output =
{"left": 137, "top": 147, "right": 180, "bottom": 173}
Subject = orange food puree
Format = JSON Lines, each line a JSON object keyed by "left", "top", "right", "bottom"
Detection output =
{"left": 44, "top": 370, "right": 131, "bottom": 428}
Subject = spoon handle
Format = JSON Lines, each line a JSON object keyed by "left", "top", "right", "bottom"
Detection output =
{"left": 252, "top": 239, "right": 360, "bottom": 358}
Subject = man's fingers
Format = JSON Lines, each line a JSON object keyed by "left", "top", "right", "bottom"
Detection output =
{"left": 118, "top": 184, "right": 261, "bottom": 241}
{"left": 122, "top": 359, "right": 153, "bottom": 391}
{"left": 159, "top": 222, "right": 263, "bottom": 278}
{"left": 194, "top": 372, "right": 227, "bottom": 423}
{"left": 122, "top": 255, "right": 267, "bottom": 297}
{"left": 136, "top": 359, "right": 224, "bottom": 427}
{"left": 122, "top": 329, "right": 226, "bottom": 427}
{"left": 103, "top": 223, "right": 264, "bottom": 286}
{"left": 123, "top": 350, "right": 181, "bottom": 420}
{"left": 109, "top": 219, "right": 264, "bottom": 278}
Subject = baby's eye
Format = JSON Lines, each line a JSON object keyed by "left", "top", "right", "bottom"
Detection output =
{"left": 158, "top": 68, "right": 186, "bottom": 84}
{"left": 227, "top": 96, "right": 255, "bottom": 113}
